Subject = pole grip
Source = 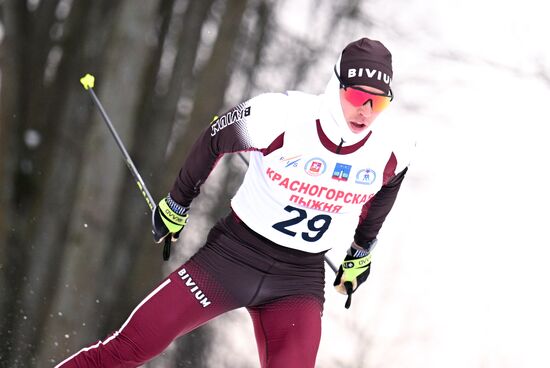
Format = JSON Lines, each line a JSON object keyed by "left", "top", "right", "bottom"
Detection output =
{"left": 344, "top": 281, "right": 353, "bottom": 309}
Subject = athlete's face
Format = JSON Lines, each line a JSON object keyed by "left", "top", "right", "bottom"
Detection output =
{"left": 339, "top": 85, "right": 385, "bottom": 134}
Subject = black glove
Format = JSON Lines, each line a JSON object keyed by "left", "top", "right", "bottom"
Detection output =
{"left": 334, "top": 239, "right": 376, "bottom": 309}
{"left": 152, "top": 194, "right": 189, "bottom": 243}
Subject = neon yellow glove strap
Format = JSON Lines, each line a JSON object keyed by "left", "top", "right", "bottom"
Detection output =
{"left": 158, "top": 199, "right": 188, "bottom": 233}
{"left": 341, "top": 253, "right": 372, "bottom": 283}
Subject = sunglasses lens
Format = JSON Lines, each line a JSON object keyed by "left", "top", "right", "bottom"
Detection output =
{"left": 343, "top": 88, "right": 367, "bottom": 107}
{"left": 343, "top": 88, "right": 391, "bottom": 112}
{"left": 373, "top": 95, "right": 391, "bottom": 112}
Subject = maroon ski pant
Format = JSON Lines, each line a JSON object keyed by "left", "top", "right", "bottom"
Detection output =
{"left": 55, "top": 213, "right": 325, "bottom": 368}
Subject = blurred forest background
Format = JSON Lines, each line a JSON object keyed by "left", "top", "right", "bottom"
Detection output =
{"left": 2, "top": 0, "right": 550, "bottom": 367}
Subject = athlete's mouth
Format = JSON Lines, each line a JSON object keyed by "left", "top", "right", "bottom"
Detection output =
{"left": 350, "top": 121, "right": 366, "bottom": 129}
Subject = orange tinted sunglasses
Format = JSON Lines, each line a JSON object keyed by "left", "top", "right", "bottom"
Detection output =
{"left": 334, "top": 66, "right": 393, "bottom": 112}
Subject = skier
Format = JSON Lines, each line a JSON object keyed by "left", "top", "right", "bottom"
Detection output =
{"left": 56, "top": 37, "right": 411, "bottom": 368}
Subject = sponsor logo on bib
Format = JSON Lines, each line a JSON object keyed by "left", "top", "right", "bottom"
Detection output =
{"left": 355, "top": 168, "right": 376, "bottom": 185}
{"left": 280, "top": 155, "right": 302, "bottom": 168}
{"left": 332, "top": 163, "right": 352, "bottom": 181}
{"left": 304, "top": 158, "right": 327, "bottom": 176}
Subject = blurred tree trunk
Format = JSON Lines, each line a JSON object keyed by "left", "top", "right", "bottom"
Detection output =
{"left": 0, "top": 0, "right": 23, "bottom": 358}
{"left": 34, "top": 0, "right": 162, "bottom": 365}
{"left": 93, "top": 0, "right": 217, "bottom": 339}
{"left": 90, "top": 0, "right": 176, "bottom": 333}
{"left": 0, "top": 0, "right": 59, "bottom": 362}
{"left": 124, "top": 0, "right": 217, "bottom": 320}
{"left": 6, "top": 2, "right": 124, "bottom": 366}
{"left": 168, "top": 0, "right": 251, "bottom": 363}
{"left": 165, "top": 0, "right": 249, "bottom": 184}
{"left": 231, "top": 0, "right": 274, "bottom": 101}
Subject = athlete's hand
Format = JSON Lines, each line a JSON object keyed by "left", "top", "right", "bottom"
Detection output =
{"left": 334, "top": 240, "right": 376, "bottom": 309}
{"left": 152, "top": 195, "right": 189, "bottom": 243}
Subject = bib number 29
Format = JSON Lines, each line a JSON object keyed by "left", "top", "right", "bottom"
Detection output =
{"left": 272, "top": 205, "right": 332, "bottom": 242}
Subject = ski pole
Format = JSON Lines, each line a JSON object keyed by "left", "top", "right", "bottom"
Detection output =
{"left": 79, "top": 73, "right": 172, "bottom": 261}
{"left": 324, "top": 256, "right": 338, "bottom": 274}
{"left": 235, "top": 153, "right": 338, "bottom": 274}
